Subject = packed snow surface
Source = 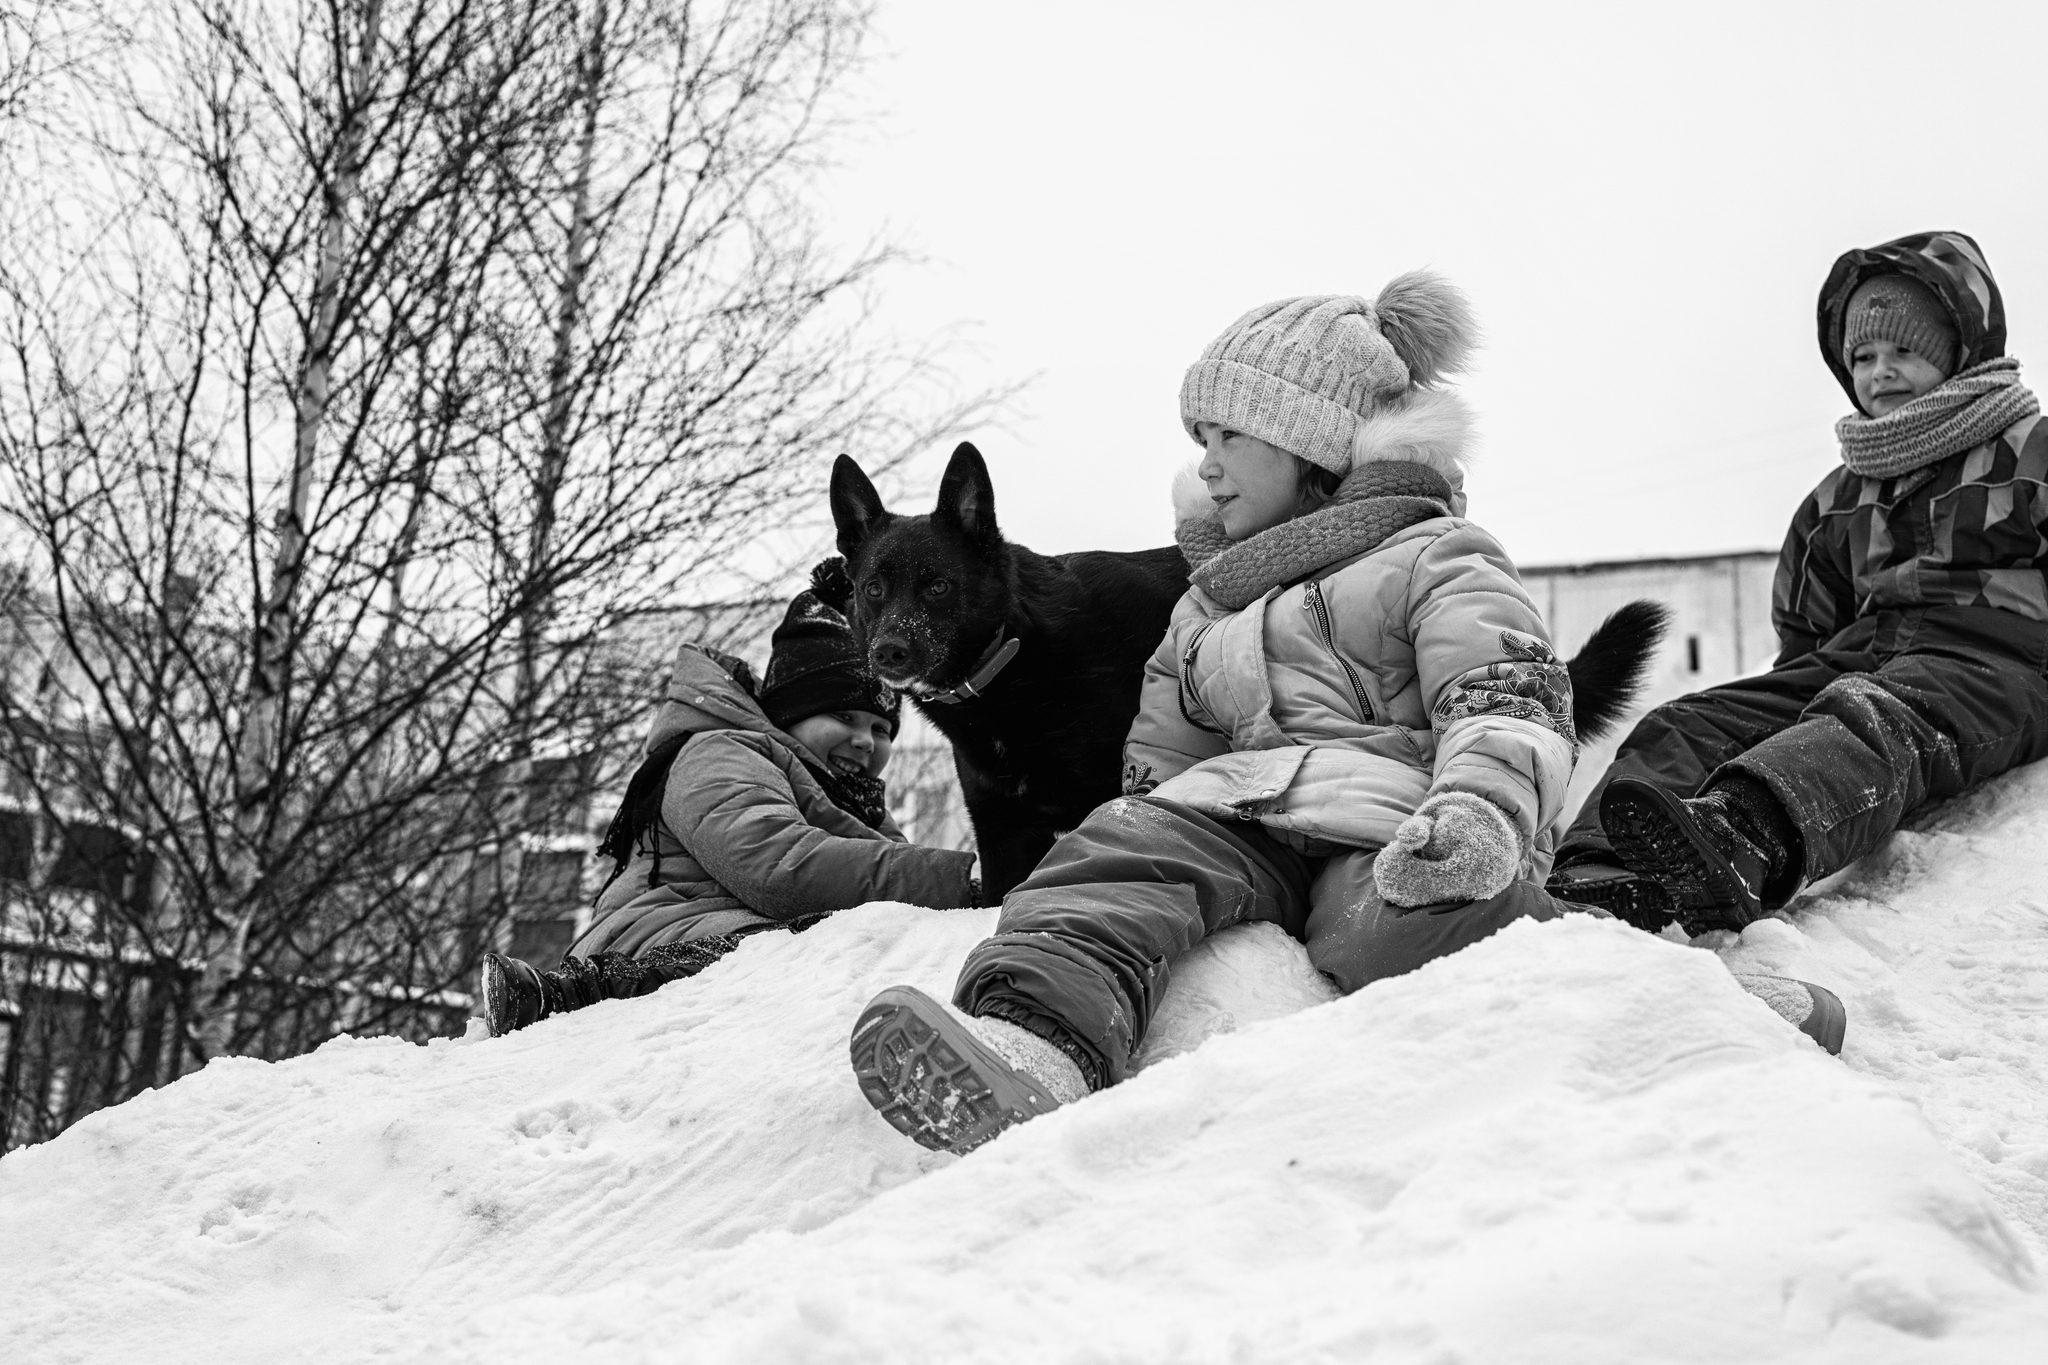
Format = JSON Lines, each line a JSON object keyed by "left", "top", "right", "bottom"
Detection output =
{"left": 9, "top": 767, "right": 2048, "bottom": 1362}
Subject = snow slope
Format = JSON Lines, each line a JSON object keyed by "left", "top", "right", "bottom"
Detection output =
{"left": 7, "top": 765, "right": 2048, "bottom": 1363}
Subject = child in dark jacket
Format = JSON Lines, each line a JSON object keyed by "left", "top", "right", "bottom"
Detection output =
{"left": 1551, "top": 231, "right": 2048, "bottom": 930}
{"left": 480, "top": 570, "right": 978, "bottom": 1035}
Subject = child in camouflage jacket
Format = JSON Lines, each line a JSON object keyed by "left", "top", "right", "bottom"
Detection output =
{"left": 1553, "top": 231, "right": 2048, "bottom": 931}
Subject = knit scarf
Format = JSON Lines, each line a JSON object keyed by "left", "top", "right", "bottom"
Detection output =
{"left": 800, "top": 755, "right": 890, "bottom": 831}
{"left": 1836, "top": 356, "right": 2040, "bottom": 479}
{"left": 1177, "top": 461, "right": 1453, "bottom": 610}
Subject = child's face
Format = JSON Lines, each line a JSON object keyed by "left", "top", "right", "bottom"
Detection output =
{"left": 1194, "top": 421, "right": 1304, "bottom": 541}
{"left": 1850, "top": 339, "right": 1948, "bottom": 417}
{"left": 789, "top": 709, "right": 894, "bottom": 780}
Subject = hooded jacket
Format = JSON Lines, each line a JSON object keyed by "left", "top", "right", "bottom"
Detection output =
{"left": 1778, "top": 232, "right": 2048, "bottom": 662}
{"left": 1121, "top": 391, "right": 1577, "bottom": 880}
{"left": 572, "top": 644, "right": 977, "bottom": 957}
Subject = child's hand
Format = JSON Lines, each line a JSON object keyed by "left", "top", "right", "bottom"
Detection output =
{"left": 1374, "top": 792, "right": 1522, "bottom": 907}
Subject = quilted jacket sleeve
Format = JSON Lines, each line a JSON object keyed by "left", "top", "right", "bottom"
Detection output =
{"left": 1404, "top": 524, "right": 1577, "bottom": 846}
{"left": 1120, "top": 593, "right": 1230, "bottom": 795}
{"left": 666, "top": 731, "right": 978, "bottom": 919}
{"left": 1771, "top": 470, "right": 1858, "bottom": 666}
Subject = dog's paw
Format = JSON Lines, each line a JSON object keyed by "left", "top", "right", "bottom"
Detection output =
{"left": 809, "top": 556, "right": 855, "bottom": 610}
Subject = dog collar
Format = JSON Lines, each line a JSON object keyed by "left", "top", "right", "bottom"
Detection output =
{"left": 926, "top": 631, "right": 1020, "bottom": 705}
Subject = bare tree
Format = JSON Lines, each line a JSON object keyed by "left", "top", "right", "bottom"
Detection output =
{"left": 0, "top": 0, "right": 982, "bottom": 1105}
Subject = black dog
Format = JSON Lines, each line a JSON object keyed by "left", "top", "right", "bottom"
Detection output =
{"left": 831, "top": 441, "right": 1669, "bottom": 900}
{"left": 831, "top": 443, "right": 1188, "bottom": 898}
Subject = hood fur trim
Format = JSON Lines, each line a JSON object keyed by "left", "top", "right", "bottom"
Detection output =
{"left": 1172, "top": 461, "right": 1212, "bottom": 524}
{"left": 1351, "top": 388, "right": 1474, "bottom": 489}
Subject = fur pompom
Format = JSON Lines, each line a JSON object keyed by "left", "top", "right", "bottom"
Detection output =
{"left": 808, "top": 556, "right": 855, "bottom": 611}
{"left": 1374, "top": 271, "right": 1478, "bottom": 389}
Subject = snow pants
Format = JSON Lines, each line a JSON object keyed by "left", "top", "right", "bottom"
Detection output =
{"left": 1561, "top": 606, "right": 2048, "bottom": 903}
{"left": 549, "top": 912, "right": 828, "bottom": 1009}
{"left": 953, "top": 794, "right": 1593, "bottom": 1085}
{"left": 550, "top": 936, "right": 748, "bottom": 1009}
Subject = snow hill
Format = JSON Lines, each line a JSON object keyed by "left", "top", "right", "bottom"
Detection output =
{"left": 8, "top": 767, "right": 2048, "bottom": 1362}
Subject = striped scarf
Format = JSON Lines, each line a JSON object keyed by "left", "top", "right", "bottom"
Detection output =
{"left": 1177, "top": 461, "right": 1452, "bottom": 611}
{"left": 1836, "top": 357, "right": 2040, "bottom": 479}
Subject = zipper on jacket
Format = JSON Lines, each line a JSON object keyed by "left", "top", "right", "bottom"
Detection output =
{"left": 1178, "top": 622, "right": 1228, "bottom": 736}
{"left": 1303, "top": 580, "right": 1377, "bottom": 724}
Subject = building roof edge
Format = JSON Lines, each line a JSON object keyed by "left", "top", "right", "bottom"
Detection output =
{"left": 1520, "top": 548, "right": 1778, "bottom": 577}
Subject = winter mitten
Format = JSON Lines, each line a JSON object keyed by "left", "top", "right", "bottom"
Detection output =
{"left": 1601, "top": 774, "right": 1797, "bottom": 932}
{"left": 1730, "top": 972, "right": 1847, "bottom": 1056}
{"left": 850, "top": 985, "right": 1085, "bottom": 1154}
{"left": 480, "top": 953, "right": 551, "bottom": 1037}
{"left": 1546, "top": 858, "right": 1676, "bottom": 933}
{"left": 1374, "top": 791, "right": 1523, "bottom": 908}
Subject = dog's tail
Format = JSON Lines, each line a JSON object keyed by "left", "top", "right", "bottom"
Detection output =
{"left": 1565, "top": 599, "right": 1670, "bottom": 743}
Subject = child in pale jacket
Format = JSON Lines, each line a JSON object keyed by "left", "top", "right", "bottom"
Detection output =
{"left": 846, "top": 276, "right": 1846, "bottom": 1156}
{"left": 481, "top": 570, "right": 977, "bottom": 1036}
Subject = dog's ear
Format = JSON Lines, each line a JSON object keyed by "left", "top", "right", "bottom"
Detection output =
{"left": 830, "top": 455, "right": 888, "bottom": 560}
{"left": 933, "top": 442, "right": 1000, "bottom": 552}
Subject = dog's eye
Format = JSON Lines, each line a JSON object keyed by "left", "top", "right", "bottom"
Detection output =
{"left": 925, "top": 580, "right": 951, "bottom": 598}
{"left": 862, "top": 578, "right": 884, "bottom": 600}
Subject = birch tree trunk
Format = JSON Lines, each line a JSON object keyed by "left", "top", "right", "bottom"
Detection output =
{"left": 197, "top": 0, "right": 386, "bottom": 1059}
{"left": 494, "top": 0, "right": 606, "bottom": 937}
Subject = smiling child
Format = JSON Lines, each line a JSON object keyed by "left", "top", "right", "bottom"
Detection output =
{"left": 1551, "top": 231, "right": 2048, "bottom": 932}
{"left": 480, "top": 568, "right": 977, "bottom": 1036}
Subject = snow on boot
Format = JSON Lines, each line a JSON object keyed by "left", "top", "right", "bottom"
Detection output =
{"left": 1546, "top": 858, "right": 1676, "bottom": 933}
{"left": 481, "top": 953, "right": 549, "bottom": 1037}
{"left": 1731, "top": 973, "right": 1847, "bottom": 1056}
{"left": 1601, "top": 778, "right": 1774, "bottom": 932}
{"left": 850, "top": 986, "right": 1084, "bottom": 1155}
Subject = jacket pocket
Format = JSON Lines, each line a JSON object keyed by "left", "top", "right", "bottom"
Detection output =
{"left": 1149, "top": 746, "right": 1313, "bottom": 821}
{"left": 1303, "top": 579, "right": 1378, "bottom": 724}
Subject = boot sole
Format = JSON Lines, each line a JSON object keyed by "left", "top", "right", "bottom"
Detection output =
{"left": 482, "top": 954, "right": 515, "bottom": 1038}
{"left": 849, "top": 986, "right": 1062, "bottom": 1155}
{"left": 1602, "top": 779, "right": 1765, "bottom": 933}
{"left": 1546, "top": 867, "right": 1677, "bottom": 933}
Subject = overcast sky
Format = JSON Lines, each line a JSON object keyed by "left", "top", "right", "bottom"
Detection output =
{"left": 815, "top": 0, "right": 2048, "bottom": 567}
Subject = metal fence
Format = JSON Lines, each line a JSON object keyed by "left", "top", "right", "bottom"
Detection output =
{"left": 0, "top": 940, "right": 474, "bottom": 1153}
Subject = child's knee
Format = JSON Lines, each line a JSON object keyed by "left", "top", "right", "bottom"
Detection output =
{"left": 1304, "top": 874, "right": 1580, "bottom": 993}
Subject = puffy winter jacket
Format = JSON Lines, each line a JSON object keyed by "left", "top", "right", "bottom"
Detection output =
{"left": 1123, "top": 401, "right": 1577, "bottom": 881}
{"left": 573, "top": 644, "right": 977, "bottom": 957}
{"left": 1779, "top": 232, "right": 2048, "bottom": 662}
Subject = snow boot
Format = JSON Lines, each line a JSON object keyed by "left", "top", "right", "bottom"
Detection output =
{"left": 1731, "top": 973, "right": 1847, "bottom": 1056}
{"left": 481, "top": 953, "right": 551, "bottom": 1037}
{"left": 850, "top": 986, "right": 1087, "bottom": 1155}
{"left": 1600, "top": 776, "right": 1792, "bottom": 933}
{"left": 1546, "top": 858, "right": 1676, "bottom": 933}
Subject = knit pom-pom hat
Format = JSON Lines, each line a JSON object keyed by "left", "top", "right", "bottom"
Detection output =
{"left": 1179, "top": 271, "right": 1478, "bottom": 474}
{"left": 759, "top": 570, "right": 900, "bottom": 736}
{"left": 1841, "top": 273, "right": 1958, "bottom": 378}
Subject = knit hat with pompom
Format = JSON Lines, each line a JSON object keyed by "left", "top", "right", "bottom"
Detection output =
{"left": 1179, "top": 272, "right": 1479, "bottom": 474}
{"left": 758, "top": 561, "right": 900, "bottom": 736}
